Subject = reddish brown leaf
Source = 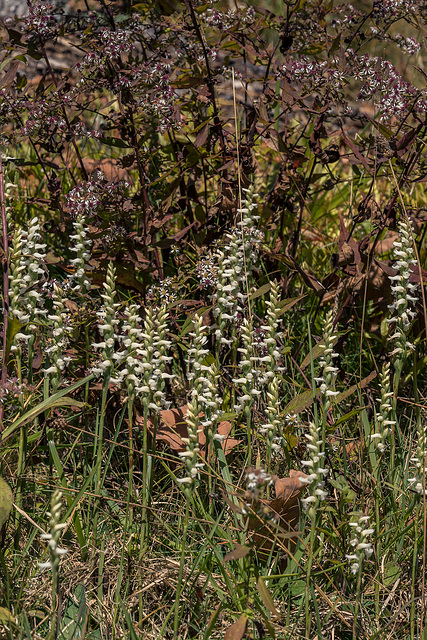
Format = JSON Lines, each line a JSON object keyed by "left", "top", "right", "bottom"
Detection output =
{"left": 142, "top": 405, "right": 240, "bottom": 456}
{"left": 194, "top": 123, "right": 209, "bottom": 148}
{"left": 224, "top": 614, "right": 248, "bottom": 640}
{"left": 0, "top": 62, "right": 19, "bottom": 89}
{"left": 248, "top": 471, "right": 307, "bottom": 565}
{"left": 335, "top": 371, "right": 376, "bottom": 403}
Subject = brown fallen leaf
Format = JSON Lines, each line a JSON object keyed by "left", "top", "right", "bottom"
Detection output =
{"left": 224, "top": 614, "right": 248, "bottom": 640}
{"left": 138, "top": 404, "right": 241, "bottom": 456}
{"left": 247, "top": 470, "right": 307, "bottom": 566}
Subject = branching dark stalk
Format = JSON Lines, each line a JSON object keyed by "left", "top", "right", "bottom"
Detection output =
{"left": 39, "top": 41, "right": 89, "bottom": 181}
{"left": 184, "top": 0, "right": 227, "bottom": 168}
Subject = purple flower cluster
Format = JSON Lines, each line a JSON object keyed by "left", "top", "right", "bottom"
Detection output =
{"left": 354, "top": 54, "right": 427, "bottom": 120}
{"left": 65, "top": 178, "right": 102, "bottom": 220}
{"left": 23, "top": 0, "right": 56, "bottom": 40}
{"left": 65, "top": 172, "right": 132, "bottom": 220}
{"left": 372, "top": 0, "right": 423, "bottom": 20}
{"left": 203, "top": 5, "right": 255, "bottom": 30}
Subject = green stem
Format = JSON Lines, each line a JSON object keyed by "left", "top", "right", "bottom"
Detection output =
{"left": 305, "top": 512, "right": 316, "bottom": 639}
{"left": 139, "top": 401, "right": 150, "bottom": 557}
{"left": 127, "top": 394, "right": 134, "bottom": 528}
{"left": 353, "top": 568, "right": 363, "bottom": 640}
{"left": 91, "top": 380, "right": 109, "bottom": 561}
{"left": 174, "top": 497, "right": 191, "bottom": 638}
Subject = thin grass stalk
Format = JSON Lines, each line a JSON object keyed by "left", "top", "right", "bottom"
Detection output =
{"left": 411, "top": 508, "right": 419, "bottom": 640}
{"left": 352, "top": 568, "right": 362, "bottom": 640}
{"left": 127, "top": 394, "right": 134, "bottom": 527}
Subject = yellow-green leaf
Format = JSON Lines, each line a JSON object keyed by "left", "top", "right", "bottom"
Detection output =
{"left": 257, "top": 577, "right": 280, "bottom": 617}
{"left": 0, "top": 478, "right": 12, "bottom": 529}
{"left": 0, "top": 606, "right": 16, "bottom": 625}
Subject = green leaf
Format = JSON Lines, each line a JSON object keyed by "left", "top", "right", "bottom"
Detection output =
{"left": 276, "top": 295, "right": 306, "bottom": 317}
{"left": 59, "top": 584, "right": 87, "bottom": 639}
{"left": 300, "top": 342, "right": 324, "bottom": 370}
{"left": 384, "top": 562, "right": 401, "bottom": 587}
{"left": 98, "top": 136, "right": 133, "bottom": 148}
{"left": 248, "top": 283, "right": 271, "bottom": 301}
{"left": 5, "top": 315, "right": 22, "bottom": 367}
{"left": 332, "top": 407, "right": 365, "bottom": 429}
{"left": 4, "top": 398, "right": 85, "bottom": 439}
{"left": 0, "top": 606, "right": 16, "bottom": 625}
{"left": 203, "top": 604, "right": 223, "bottom": 640}
{"left": 0, "top": 478, "right": 13, "bottom": 529}
{"left": 283, "top": 389, "right": 318, "bottom": 415}
{"left": 289, "top": 579, "right": 306, "bottom": 597}
{"left": 2, "top": 375, "right": 93, "bottom": 443}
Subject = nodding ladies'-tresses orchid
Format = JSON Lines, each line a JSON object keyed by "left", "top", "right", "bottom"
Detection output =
{"left": 387, "top": 218, "right": 419, "bottom": 364}
{"left": 299, "top": 421, "right": 329, "bottom": 517}
{"left": 314, "top": 310, "right": 340, "bottom": 413}
{"left": 9, "top": 217, "right": 48, "bottom": 333}
{"left": 212, "top": 188, "right": 263, "bottom": 345}
{"left": 345, "top": 513, "right": 374, "bottom": 576}
{"left": 369, "top": 362, "right": 395, "bottom": 454}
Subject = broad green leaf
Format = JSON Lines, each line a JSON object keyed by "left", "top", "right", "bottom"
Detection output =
{"left": 248, "top": 283, "right": 271, "bottom": 301}
{"left": 301, "top": 342, "right": 325, "bottom": 370}
{"left": 5, "top": 316, "right": 22, "bottom": 367}
{"left": 60, "top": 584, "right": 87, "bottom": 639}
{"left": 384, "top": 562, "right": 401, "bottom": 587}
{"left": 0, "top": 478, "right": 13, "bottom": 528}
{"left": 276, "top": 295, "right": 306, "bottom": 317}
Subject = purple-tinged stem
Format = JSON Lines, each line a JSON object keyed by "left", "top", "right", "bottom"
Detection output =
{"left": 0, "top": 156, "right": 9, "bottom": 438}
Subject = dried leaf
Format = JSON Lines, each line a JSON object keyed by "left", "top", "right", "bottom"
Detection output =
{"left": 224, "top": 614, "right": 248, "bottom": 640}
{"left": 194, "top": 123, "right": 209, "bottom": 148}
{"left": 337, "top": 241, "right": 354, "bottom": 267}
{"left": 142, "top": 405, "right": 240, "bottom": 456}
{"left": 224, "top": 544, "right": 251, "bottom": 562}
{"left": 248, "top": 471, "right": 307, "bottom": 565}
{"left": 335, "top": 371, "right": 376, "bottom": 403}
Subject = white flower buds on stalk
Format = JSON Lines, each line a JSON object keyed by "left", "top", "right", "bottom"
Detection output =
{"left": 369, "top": 362, "right": 395, "bottom": 453}
{"left": 38, "top": 490, "right": 67, "bottom": 571}
{"left": 345, "top": 513, "right": 374, "bottom": 576}
{"left": 387, "top": 219, "right": 418, "bottom": 361}
{"left": 300, "top": 421, "right": 329, "bottom": 518}
{"left": 314, "top": 310, "right": 339, "bottom": 413}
